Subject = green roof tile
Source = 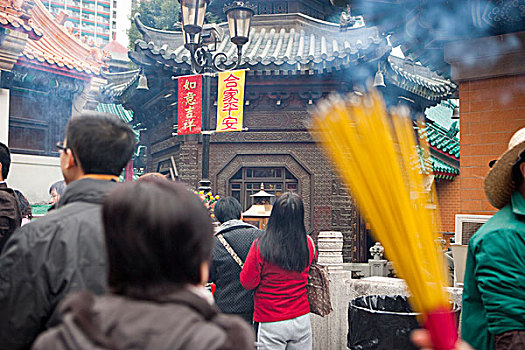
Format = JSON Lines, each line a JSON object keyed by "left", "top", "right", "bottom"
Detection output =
{"left": 96, "top": 103, "right": 134, "bottom": 123}
{"left": 432, "top": 157, "right": 459, "bottom": 175}
{"left": 418, "top": 122, "right": 460, "bottom": 159}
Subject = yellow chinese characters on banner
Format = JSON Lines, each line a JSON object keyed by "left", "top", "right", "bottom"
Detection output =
{"left": 216, "top": 70, "right": 246, "bottom": 132}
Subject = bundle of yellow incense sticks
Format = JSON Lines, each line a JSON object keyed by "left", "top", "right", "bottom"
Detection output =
{"left": 310, "top": 90, "right": 457, "bottom": 350}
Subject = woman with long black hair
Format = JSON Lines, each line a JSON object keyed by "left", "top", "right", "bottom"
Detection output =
{"left": 241, "top": 192, "right": 316, "bottom": 350}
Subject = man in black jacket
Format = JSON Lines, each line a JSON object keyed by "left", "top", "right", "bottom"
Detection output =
{"left": 209, "top": 197, "right": 262, "bottom": 323}
{"left": 0, "top": 113, "right": 136, "bottom": 350}
{"left": 0, "top": 142, "right": 21, "bottom": 253}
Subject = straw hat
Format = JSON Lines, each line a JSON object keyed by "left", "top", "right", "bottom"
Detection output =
{"left": 484, "top": 127, "right": 525, "bottom": 209}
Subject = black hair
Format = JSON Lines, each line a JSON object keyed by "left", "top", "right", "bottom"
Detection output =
{"left": 512, "top": 151, "right": 525, "bottom": 188}
{"left": 258, "top": 192, "right": 309, "bottom": 272}
{"left": 0, "top": 142, "right": 11, "bottom": 180}
{"left": 214, "top": 196, "right": 242, "bottom": 223}
{"left": 14, "top": 190, "right": 32, "bottom": 220}
{"left": 49, "top": 180, "right": 66, "bottom": 195}
{"left": 66, "top": 113, "right": 136, "bottom": 176}
{"left": 102, "top": 178, "right": 214, "bottom": 297}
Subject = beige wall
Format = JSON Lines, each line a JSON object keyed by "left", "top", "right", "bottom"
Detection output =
{"left": 8, "top": 154, "right": 63, "bottom": 203}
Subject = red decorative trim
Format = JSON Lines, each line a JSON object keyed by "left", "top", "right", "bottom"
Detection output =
{"left": 429, "top": 144, "right": 459, "bottom": 160}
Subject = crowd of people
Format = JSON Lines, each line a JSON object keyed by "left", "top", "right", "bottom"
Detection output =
{"left": 0, "top": 113, "right": 318, "bottom": 350}
{"left": 0, "top": 111, "right": 523, "bottom": 350}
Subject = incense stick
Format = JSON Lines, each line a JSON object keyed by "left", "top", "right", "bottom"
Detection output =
{"left": 311, "top": 90, "right": 457, "bottom": 350}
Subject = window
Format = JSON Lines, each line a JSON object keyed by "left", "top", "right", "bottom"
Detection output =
{"left": 229, "top": 167, "right": 299, "bottom": 211}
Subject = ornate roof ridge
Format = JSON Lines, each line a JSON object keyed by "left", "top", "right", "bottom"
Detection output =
{"left": 16, "top": 0, "right": 105, "bottom": 77}
{"left": 0, "top": 0, "right": 43, "bottom": 40}
{"left": 131, "top": 13, "right": 388, "bottom": 75}
{"left": 387, "top": 55, "right": 457, "bottom": 100}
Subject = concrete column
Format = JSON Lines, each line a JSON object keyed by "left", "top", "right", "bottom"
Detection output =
{"left": 311, "top": 231, "right": 353, "bottom": 349}
{"left": 317, "top": 231, "right": 344, "bottom": 270}
{"left": 0, "top": 88, "right": 9, "bottom": 145}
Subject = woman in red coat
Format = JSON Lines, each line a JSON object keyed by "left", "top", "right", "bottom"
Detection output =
{"left": 240, "top": 192, "right": 316, "bottom": 350}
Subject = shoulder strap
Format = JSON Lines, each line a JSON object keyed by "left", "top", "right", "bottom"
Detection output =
{"left": 307, "top": 235, "right": 317, "bottom": 264}
{"left": 217, "top": 234, "right": 244, "bottom": 268}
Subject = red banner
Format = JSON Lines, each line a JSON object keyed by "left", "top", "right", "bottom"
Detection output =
{"left": 177, "top": 75, "right": 202, "bottom": 135}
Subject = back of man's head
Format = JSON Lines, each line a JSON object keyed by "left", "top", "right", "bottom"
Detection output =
{"left": 0, "top": 142, "right": 11, "bottom": 181}
{"left": 214, "top": 196, "right": 242, "bottom": 223}
{"left": 66, "top": 113, "right": 136, "bottom": 176}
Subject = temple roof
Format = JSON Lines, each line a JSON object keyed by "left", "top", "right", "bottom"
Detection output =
{"left": 9, "top": 0, "right": 106, "bottom": 78}
{"left": 431, "top": 156, "right": 459, "bottom": 179}
{"left": 0, "top": 0, "right": 42, "bottom": 40}
{"left": 420, "top": 121, "right": 460, "bottom": 160}
{"left": 386, "top": 55, "right": 457, "bottom": 101}
{"left": 100, "top": 69, "right": 140, "bottom": 98}
{"left": 103, "top": 40, "right": 130, "bottom": 63}
{"left": 96, "top": 102, "right": 134, "bottom": 123}
{"left": 132, "top": 13, "right": 390, "bottom": 76}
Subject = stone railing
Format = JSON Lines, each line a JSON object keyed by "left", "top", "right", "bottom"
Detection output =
{"left": 310, "top": 231, "right": 463, "bottom": 350}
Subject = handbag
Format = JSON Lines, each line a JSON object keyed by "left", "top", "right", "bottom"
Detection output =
{"left": 307, "top": 236, "right": 332, "bottom": 317}
{"left": 217, "top": 234, "right": 244, "bottom": 268}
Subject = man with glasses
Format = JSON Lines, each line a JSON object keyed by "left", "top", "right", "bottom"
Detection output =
{"left": 0, "top": 113, "right": 136, "bottom": 350}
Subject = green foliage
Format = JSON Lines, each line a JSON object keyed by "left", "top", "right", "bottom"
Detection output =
{"left": 127, "top": 0, "right": 228, "bottom": 48}
{"left": 127, "top": 0, "right": 181, "bottom": 48}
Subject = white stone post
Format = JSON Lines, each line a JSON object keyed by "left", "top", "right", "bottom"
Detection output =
{"left": 368, "top": 242, "right": 389, "bottom": 277}
{"left": 0, "top": 88, "right": 9, "bottom": 145}
{"left": 311, "top": 231, "right": 352, "bottom": 349}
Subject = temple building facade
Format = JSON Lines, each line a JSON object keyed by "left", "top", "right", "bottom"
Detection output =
{"left": 0, "top": 0, "right": 106, "bottom": 201}
{"left": 102, "top": 3, "right": 460, "bottom": 261}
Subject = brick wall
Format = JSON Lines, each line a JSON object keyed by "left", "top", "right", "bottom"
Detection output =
{"left": 459, "top": 75, "right": 525, "bottom": 214}
{"left": 436, "top": 178, "right": 460, "bottom": 232}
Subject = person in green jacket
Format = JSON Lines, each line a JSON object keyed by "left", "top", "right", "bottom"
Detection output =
{"left": 461, "top": 127, "right": 525, "bottom": 350}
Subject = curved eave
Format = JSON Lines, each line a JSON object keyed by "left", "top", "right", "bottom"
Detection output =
{"left": 386, "top": 56, "right": 457, "bottom": 101}
{"left": 16, "top": 56, "right": 94, "bottom": 81}
{"left": 0, "top": 11, "right": 43, "bottom": 40}
{"left": 418, "top": 125, "right": 460, "bottom": 159}
{"left": 17, "top": 0, "right": 105, "bottom": 77}
{"left": 134, "top": 39, "right": 389, "bottom": 76}
{"left": 100, "top": 69, "right": 141, "bottom": 98}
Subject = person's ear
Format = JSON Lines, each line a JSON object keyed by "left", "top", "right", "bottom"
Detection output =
{"left": 65, "top": 149, "right": 76, "bottom": 169}
{"left": 520, "top": 162, "right": 525, "bottom": 179}
{"left": 0, "top": 163, "right": 3, "bottom": 180}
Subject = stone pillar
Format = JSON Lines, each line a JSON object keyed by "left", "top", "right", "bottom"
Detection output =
{"left": 311, "top": 231, "right": 353, "bottom": 349}
{"left": 0, "top": 88, "right": 9, "bottom": 144}
{"left": 317, "top": 231, "right": 344, "bottom": 270}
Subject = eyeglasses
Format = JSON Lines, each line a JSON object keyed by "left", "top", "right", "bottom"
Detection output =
{"left": 56, "top": 142, "right": 78, "bottom": 165}
{"left": 56, "top": 142, "right": 68, "bottom": 152}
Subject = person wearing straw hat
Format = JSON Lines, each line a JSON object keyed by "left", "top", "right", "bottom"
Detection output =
{"left": 461, "top": 127, "right": 525, "bottom": 350}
